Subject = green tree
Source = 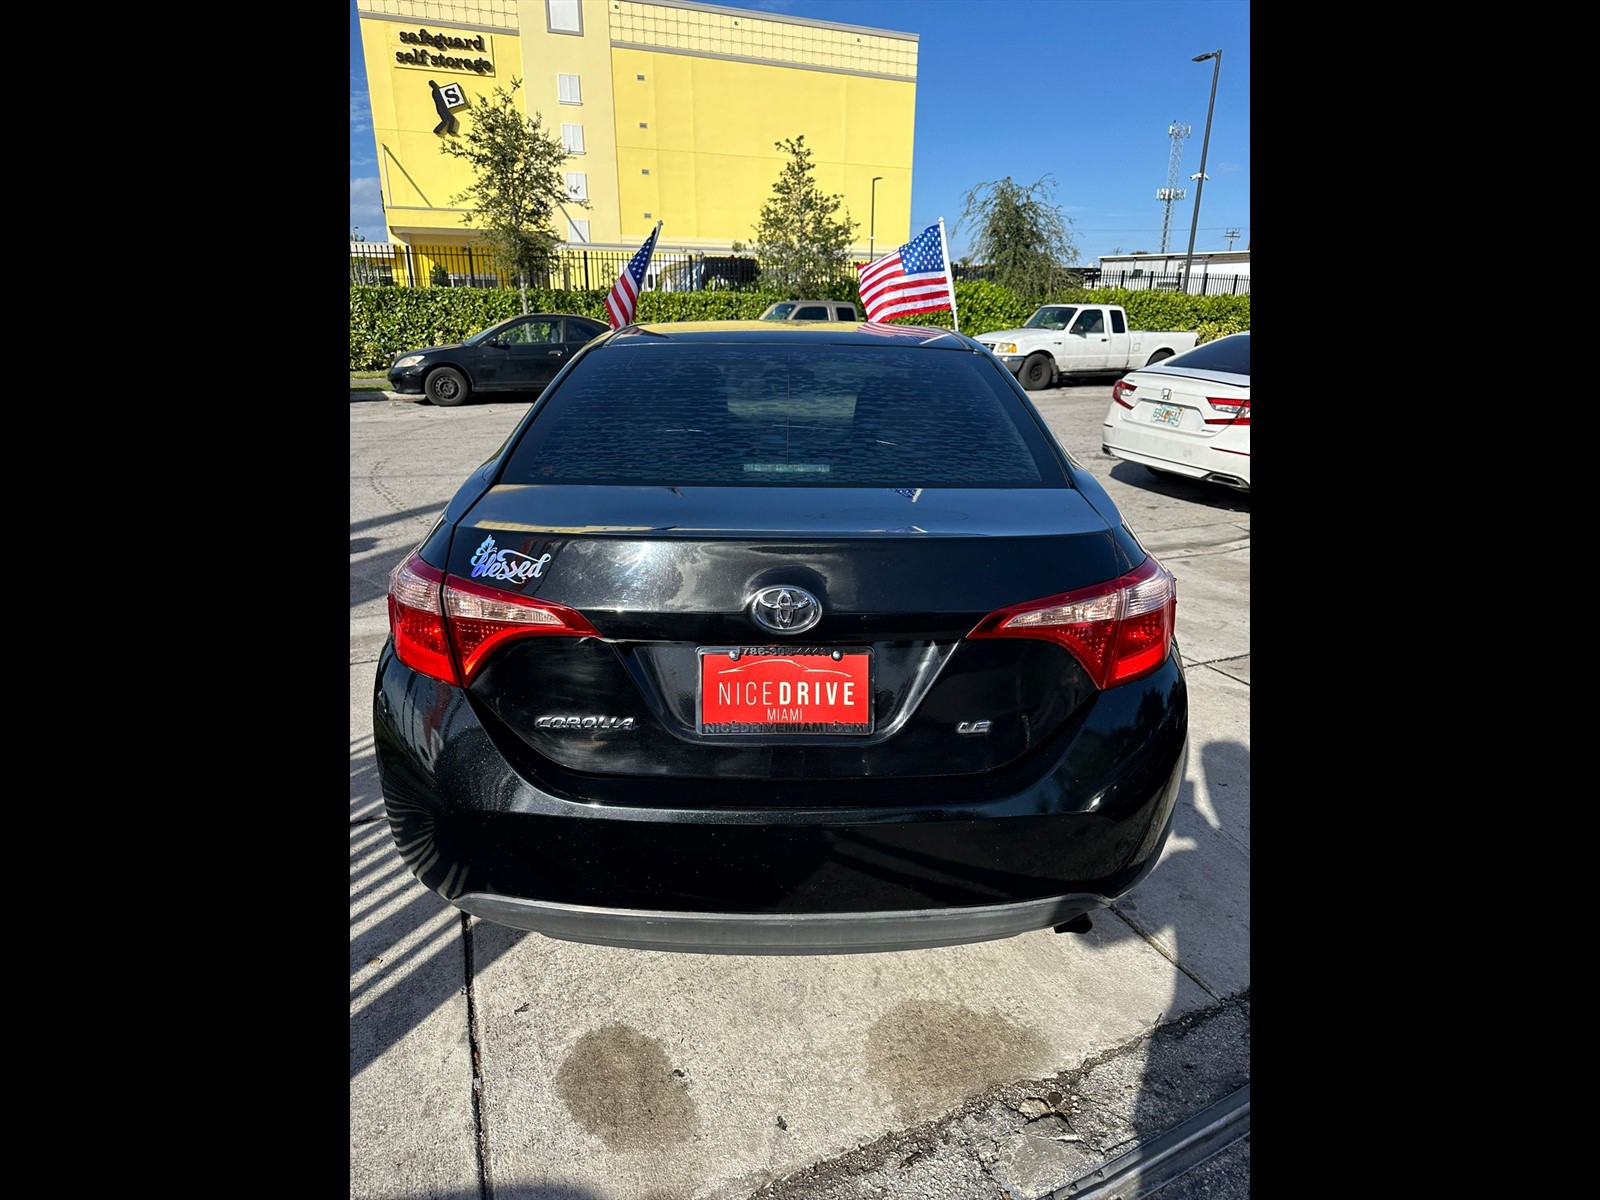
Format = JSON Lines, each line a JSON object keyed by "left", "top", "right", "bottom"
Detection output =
{"left": 957, "top": 175, "right": 1077, "bottom": 302}
{"left": 440, "top": 76, "right": 586, "bottom": 314}
{"left": 749, "top": 135, "right": 858, "bottom": 296}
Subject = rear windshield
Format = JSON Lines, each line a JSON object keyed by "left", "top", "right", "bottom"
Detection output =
{"left": 501, "top": 343, "right": 1068, "bottom": 488}
{"left": 1167, "top": 334, "right": 1249, "bottom": 376}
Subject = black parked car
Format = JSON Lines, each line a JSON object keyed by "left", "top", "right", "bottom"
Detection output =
{"left": 386, "top": 313, "right": 609, "bottom": 407}
{"left": 374, "top": 321, "right": 1187, "bottom": 953}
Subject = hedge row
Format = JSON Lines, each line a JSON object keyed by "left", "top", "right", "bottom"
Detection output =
{"left": 349, "top": 280, "right": 1250, "bottom": 371}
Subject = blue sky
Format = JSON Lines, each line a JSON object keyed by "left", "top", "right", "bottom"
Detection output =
{"left": 349, "top": 0, "right": 1249, "bottom": 265}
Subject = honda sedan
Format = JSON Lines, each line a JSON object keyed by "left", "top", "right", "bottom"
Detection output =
{"left": 373, "top": 322, "right": 1188, "bottom": 953}
{"left": 1101, "top": 331, "right": 1250, "bottom": 491}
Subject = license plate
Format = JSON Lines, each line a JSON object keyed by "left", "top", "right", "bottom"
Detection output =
{"left": 697, "top": 646, "right": 873, "bottom": 735}
{"left": 1151, "top": 403, "right": 1184, "bottom": 426}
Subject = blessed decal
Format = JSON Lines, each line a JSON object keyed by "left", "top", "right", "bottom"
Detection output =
{"left": 468, "top": 536, "right": 551, "bottom": 585}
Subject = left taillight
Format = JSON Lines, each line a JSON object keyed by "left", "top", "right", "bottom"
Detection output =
{"left": 386, "top": 549, "right": 600, "bottom": 686}
{"left": 442, "top": 574, "right": 599, "bottom": 684}
{"left": 1112, "top": 379, "right": 1137, "bottom": 409}
{"left": 967, "top": 556, "right": 1178, "bottom": 689}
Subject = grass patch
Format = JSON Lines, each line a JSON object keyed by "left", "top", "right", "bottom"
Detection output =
{"left": 350, "top": 371, "right": 388, "bottom": 390}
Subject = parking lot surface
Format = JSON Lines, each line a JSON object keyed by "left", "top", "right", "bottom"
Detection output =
{"left": 350, "top": 379, "right": 1249, "bottom": 1200}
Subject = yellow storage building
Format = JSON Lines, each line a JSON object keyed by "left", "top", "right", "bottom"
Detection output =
{"left": 354, "top": 0, "right": 918, "bottom": 285}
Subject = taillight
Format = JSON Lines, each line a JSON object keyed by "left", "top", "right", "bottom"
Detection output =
{"left": 386, "top": 549, "right": 600, "bottom": 686}
{"left": 1205, "top": 397, "right": 1250, "bottom": 425}
{"left": 967, "top": 557, "right": 1177, "bottom": 689}
{"left": 1112, "top": 379, "right": 1137, "bottom": 409}
{"left": 387, "top": 553, "right": 458, "bottom": 685}
{"left": 442, "top": 575, "right": 599, "bottom": 684}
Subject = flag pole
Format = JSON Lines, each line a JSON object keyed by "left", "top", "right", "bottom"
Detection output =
{"left": 936, "top": 217, "right": 960, "bottom": 333}
{"left": 645, "top": 219, "right": 662, "bottom": 289}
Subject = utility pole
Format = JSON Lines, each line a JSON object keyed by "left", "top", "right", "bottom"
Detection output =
{"left": 1225, "top": 227, "right": 1241, "bottom": 250}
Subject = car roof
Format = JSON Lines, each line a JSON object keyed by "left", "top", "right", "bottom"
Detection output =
{"left": 609, "top": 320, "right": 968, "bottom": 347}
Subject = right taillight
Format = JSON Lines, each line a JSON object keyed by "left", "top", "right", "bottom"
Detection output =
{"left": 386, "top": 549, "right": 600, "bottom": 687}
{"left": 1205, "top": 396, "right": 1250, "bottom": 424}
{"left": 1112, "top": 379, "right": 1137, "bottom": 409}
{"left": 967, "top": 556, "right": 1178, "bottom": 689}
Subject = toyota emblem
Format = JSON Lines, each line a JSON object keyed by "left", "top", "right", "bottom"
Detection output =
{"left": 749, "top": 586, "right": 821, "bottom": 635}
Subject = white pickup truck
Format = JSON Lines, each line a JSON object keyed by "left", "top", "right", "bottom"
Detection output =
{"left": 977, "top": 304, "right": 1199, "bottom": 391}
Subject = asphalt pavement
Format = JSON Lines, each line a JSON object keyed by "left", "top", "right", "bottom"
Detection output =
{"left": 350, "top": 380, "right": 1250, "bottom": 1200}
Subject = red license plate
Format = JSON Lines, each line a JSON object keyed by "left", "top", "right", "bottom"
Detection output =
{"left": 698, "top": 646, "right": 873, "bottom": 735}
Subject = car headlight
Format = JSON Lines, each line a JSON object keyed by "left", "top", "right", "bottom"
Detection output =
{"left": 391, "top": 354, "right": 425, "bottom": 369}
{"left": 994, "top": 342, "right": 1018, "bottom": 355}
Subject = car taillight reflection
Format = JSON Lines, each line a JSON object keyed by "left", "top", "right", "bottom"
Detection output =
{"left": 967, "top": 556, "right": 1177, "bottom": 689}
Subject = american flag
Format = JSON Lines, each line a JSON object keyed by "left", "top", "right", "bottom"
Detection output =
{"left": 856, "top": 222, "right": 955, "bottom": 324}
{"left": 606, "top": 221, "right": 662, "bottom": 329}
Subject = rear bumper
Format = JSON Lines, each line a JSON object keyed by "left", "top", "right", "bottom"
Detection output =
{"left": 454, "top": 892, "right": 1110, "bottom": 954}
{"left": 1101, "top": 419, "right": 1251, "bottom": 489}
{"left": 373, "top": 643, "right": 1187, "bottom": 951}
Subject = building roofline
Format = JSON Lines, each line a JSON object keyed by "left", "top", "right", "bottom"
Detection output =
{"left": 1097, "top": 250, "right": 1250, "bottom": 260}
{"left": 644, "top": 0, "right": 919, "bottom": 42}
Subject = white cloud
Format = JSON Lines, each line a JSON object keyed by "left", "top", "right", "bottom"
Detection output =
{"left": 350, "top": 176, "right": 384, "bottom": 240}
{"left": 350, "top": 79, "right": 372, "bottom": 135}
{"left": 1216, "top": 162, "right": 1242, "bottom": 173}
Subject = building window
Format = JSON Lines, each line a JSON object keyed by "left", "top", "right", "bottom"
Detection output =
{"left": 641, "top": 168, "right": 650, "bottom": 175}
{"left": 643, "top": 212, "right": 652, "bottom": 218}
{"left": 558, "top": 74, "right": 581, "bottom": 104}
{"left": 561, "top": 124, "right": 585, "bottom": 154}
{"left": 638, "top": 122, "right": 648, "bottom": 129}
{"left": 567, "top": 218, "right": 590, "bottom": 243}
{"left": 636, "top": 74, "right": 645, "bottom": 81}
{"left": 565, "top": 172, "right": 588, "bottom": 201}
{"left": 547, "top": 0, "right": 582, "bottom": 35}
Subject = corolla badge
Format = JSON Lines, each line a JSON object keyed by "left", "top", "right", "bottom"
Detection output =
{"left": 750, "top": 585, "right": 822, "bottom": 635}
{"left": 469, "top": 535, "right": 551, "bottom": 585}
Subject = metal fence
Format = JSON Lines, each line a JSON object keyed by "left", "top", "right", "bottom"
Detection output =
{"left": 350, "top": 243, "right": 797, "bottom": 292}
{"left": 350, "top": 244, "right": 1249, "bottom": 295}
{"left": 1084, "top": 268, "right": 1250, "bottom": 296}
{"left": 949, "top": 263, "right": 1250, "bottom": 295}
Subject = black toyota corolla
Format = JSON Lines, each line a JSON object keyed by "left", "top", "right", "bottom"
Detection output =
{"left": 373, "top": 321, "right": 1187, "bottom": 954}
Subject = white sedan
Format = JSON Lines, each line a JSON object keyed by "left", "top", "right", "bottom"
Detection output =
{"left": 1100, "top": 332, "right": 1250, "bottom": 492}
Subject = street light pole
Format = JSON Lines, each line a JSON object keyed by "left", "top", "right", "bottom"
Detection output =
{"left": 1180, "top": 50, "right": 1222, "bottom": 294}
{"left": 870, "top": 176, "right": 883, "bottom": 260}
